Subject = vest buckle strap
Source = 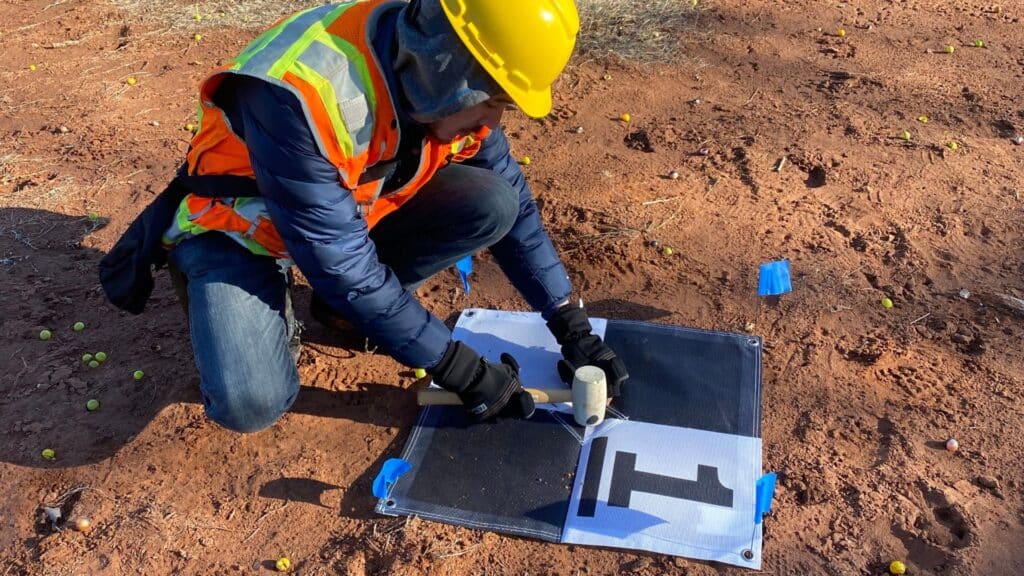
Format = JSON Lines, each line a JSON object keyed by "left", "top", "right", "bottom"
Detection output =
{"left": 244, "top": 219, "right": 260, "bottom": 239}
{"left": 186, "top": 199, "right": 215, "bottom": 222}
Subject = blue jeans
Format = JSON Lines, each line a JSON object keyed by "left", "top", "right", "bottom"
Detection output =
{"left": 170, "top": 164, "right": 519, "bottom": 432}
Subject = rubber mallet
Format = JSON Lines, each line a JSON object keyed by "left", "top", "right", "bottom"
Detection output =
{"left": 416, "top": 365, "right": 608, "bottom": 426}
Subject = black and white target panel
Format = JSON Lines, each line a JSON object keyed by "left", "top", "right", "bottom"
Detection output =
{"left": 376, "top": 309, "right": 769, "bottom": 569}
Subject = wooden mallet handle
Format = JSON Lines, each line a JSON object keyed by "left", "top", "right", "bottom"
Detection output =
{"left": 416, "top": 387, "right": 572, "bottom": 406}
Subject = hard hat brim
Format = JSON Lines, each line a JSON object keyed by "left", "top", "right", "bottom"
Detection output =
{"left": 512, "top": 86, "right": 553, "bottom": 119}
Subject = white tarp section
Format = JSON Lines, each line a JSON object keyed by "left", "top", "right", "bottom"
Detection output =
{"left": 448, "top": 309, "right": 607, "bottom": 414}
{"left": 563, "top": 420, "right": 763, "bottom": 568}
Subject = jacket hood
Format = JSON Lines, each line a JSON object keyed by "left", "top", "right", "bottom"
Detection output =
{"left": 393, "top": 0, "right": 503, "bottom": 124}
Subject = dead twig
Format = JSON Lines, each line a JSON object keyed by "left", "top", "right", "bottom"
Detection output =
{"left": 242, "top": 501, "right": 290, "bottom": 543}
{"left": 909, "top": 313, "right": 931, "bottom": 325}
{"left": 998, "top": 294, "right": 1024, "bottom": 314}
{"left": 187, "top": 522, "right": 238, "bottom": 533}
{"left": 645, "top": 201, "right": 686, "bottom": 232}
{"left": 36, "top": 34, "right": 96, "bottom": 49}
{"left": 42, "top": 0, "right": 73, "bottom": 10}
{"left": 641, "top": 196, "right": 683, "bottom": 206}
{"left": 432, "top": 543, "right": 481, "bottom": 560}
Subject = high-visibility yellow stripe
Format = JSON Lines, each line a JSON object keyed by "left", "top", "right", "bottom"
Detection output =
{"left": 234, "top": 10, "right": 306, "bottom": 70}
{"left": 267, "top": 4, "right": 352, "bottom": 80}
{"left": 235, "top": 5, "right": 336, "bottom": 72}
{"left": 287, "top": 60, "right": 354, "bottom": 157}
{"left": 315, "top": 34, "right": 376, "bottom": 112}
{"left": 163, "top": 196, "right": 277, "bottom": 258}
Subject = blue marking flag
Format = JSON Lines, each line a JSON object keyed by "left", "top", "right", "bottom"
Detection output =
{"left": 754, "top": 472, "right": 777, "bottom": 524}
{"left": 372, "top": 458, "right": 413, "bottom": 499}
{"left": 757, "top": 260, "right": 792, "bottom": 297}
{"left": 456, "top": 255, "right": 473, "bottom": 294}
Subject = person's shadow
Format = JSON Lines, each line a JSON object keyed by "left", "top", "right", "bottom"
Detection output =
{"left": 0, "top": 207, "right": 421, "bottom": 471}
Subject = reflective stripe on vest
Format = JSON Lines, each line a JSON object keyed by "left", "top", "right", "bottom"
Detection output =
{"left": 163, "top": 195, "right": 289, "bottom": 258}
{"left": 187, "top": 2, "right": 379, "bottom": 184}
{"left": 170, "top": 1, "right": 490, "bottom": 258}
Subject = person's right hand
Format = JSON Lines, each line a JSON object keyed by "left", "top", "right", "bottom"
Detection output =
{"left": 430, "top": 341, "right": 535, "bottom": 421}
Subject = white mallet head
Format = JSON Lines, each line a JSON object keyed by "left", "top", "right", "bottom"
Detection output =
{"left": 572, "top": 365, "right": 608, "bottom": 426}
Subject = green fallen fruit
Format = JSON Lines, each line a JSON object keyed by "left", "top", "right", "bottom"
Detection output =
{"left": 94, "top": 351, "right": 107, "bottom": 362}
{"left": 413, "top": 368, "right": 427, "bottom": 379}
{"left": 133, "top": 370, "right": 144, "bottom": 381}
{"left": 86, "top": 399, "right": 100, "bottom": 411}
{"left": 39, "top": 329, "right": 52, "bottom": 341}
{"left": 41, "top": 448, "right": 56, "bottom": 460}
{"left": 88, "top": 360, "right": 100, "bottom": 369}
{"left": 73, "top": 321, "right": 85, "bottom": 332}
{"left": 82, "top": 353, "right": 93, "bottom": 363}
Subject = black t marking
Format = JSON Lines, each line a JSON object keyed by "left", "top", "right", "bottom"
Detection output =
{"left": 609, "top": 452, "right": 734, "bottom": 508}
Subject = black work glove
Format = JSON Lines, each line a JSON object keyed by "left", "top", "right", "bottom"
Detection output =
{"left": 547, "top": 303, "right": 629, "bottom": 397}
{"left": 431, "top": 341, "right": 536, "bottom": 421}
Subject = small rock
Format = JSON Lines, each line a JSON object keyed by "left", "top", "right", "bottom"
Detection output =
{"left": 573, "top": 125, "right": 584, "bottom": 134}
{"left": 58, "top": 125, "right": 69, "bottom": 134}
{"left": 150, "top": 120, "right": 160, "bottom": 127}
{"left": 668, "top": 170, "right": 680, "bottom": 180}
{"left": 951, "top": 333, "right": 970, "bottom": 344}
{"left": 1012, "top": 135, "right": 1023, "bottom": 145}
{"left": 958, "top": 288, "right": 971, "bottom": 299}
{"left": 42, "top": 506, "right": 62, "bottom": 524}
{"left": 976, "top": 475, "right": 999, "bottom": 490}
{"left": 966, "top": 336, "right": 987, "bottom": 355}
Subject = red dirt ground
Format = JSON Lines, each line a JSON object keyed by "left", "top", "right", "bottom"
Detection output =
{"left": 2, "top": 0, "right": 1023, "bottom": 574}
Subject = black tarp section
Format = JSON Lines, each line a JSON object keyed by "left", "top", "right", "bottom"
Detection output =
{"left": 602, "top": 321, "right": 761, "bottom": 436}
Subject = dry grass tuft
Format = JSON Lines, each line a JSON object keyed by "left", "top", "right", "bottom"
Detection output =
{"left": 110, "top": 0, "right": 703, "bottom": 62}
{"left": 110, "top": 0, "right": 314, "bottom": 31}
{"left": 576, "top": 0, "right": 705, "bottom": 62}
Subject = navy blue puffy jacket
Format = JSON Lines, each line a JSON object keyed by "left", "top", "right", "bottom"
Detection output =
{"left": 214, "top": 9, "right": 572, "bottom": 370}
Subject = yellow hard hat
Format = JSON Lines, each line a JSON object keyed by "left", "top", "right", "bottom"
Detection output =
{"left": 440, "top": 0, "right": 579, "bottom": 119}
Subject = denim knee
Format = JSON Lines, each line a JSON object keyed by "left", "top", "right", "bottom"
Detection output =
{"left": 201, "top": 369, "right": 299, "bottom": 433}
{"left": 464, "top": 173, "right": 519, "bottom": 244}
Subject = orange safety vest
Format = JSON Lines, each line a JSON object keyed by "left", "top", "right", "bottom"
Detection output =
{"left": 164, "top": 0, "right": 488, "bottom": 258}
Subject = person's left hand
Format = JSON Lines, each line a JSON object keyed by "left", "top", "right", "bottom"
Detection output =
{"left": 546, "top": 303, "right": 629, "bottom": 397}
